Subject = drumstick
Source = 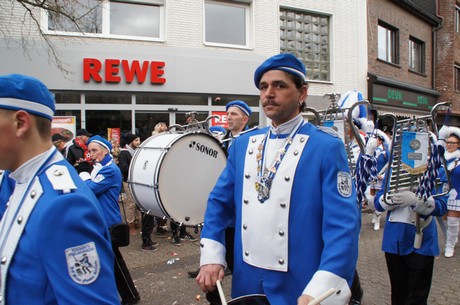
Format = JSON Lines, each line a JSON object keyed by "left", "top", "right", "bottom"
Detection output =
{"left": 307, "top": 288, "right": 336, "bottom": 305}
{"left": 216, "top": 279, "right": 228, "bottom": 305}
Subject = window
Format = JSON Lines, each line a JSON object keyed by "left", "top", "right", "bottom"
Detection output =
{"left": 204, "top": 0, "right": 251, "bottom": 47}
{"left": 409, "top": 36, "right": 425, "bottom": 73}
{"left": 378, "top": 21, "right": 399, "bottom": 64}
{"left": 280, "top": 8, "right": 330, "bottom": 81}
{"left": 455, "top": 63, "right": 460, "bottom": 92}
{"left": 456, "top": 5, "right": 460, "bottom": 33}
{"left": 46, "top": 0, "right": 164, "bottom": 40}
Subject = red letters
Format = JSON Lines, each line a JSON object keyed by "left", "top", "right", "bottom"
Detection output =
{"left": 82, "top": 58, "right": 166, "bottom": 84}
{"left": 83, "top": 58, "right": 103, "bottom": 83}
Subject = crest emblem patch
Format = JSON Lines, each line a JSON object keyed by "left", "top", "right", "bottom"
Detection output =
{"left": 337, "top": 171, "right": 352, "bottom": 198}
{"left": 66, "top": 242, "right": 100, "bottom": 285}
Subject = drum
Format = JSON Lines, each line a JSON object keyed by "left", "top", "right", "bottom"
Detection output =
{"left": 228, "top": 294, "right": 270, "bottom": 305}
{"left": 128, "top": 132, "right": 227, "bottom": 226}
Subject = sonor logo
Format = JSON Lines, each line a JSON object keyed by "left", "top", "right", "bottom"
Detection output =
{"left": 189, "top": 141, "right": 219, "bottom": 158}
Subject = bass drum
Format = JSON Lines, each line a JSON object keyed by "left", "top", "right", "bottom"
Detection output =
{"left": 228, "top": 295, "right": 270, "bottom": 305}
{"left": 128, "top": 132, "right": 227, "bottom": 226}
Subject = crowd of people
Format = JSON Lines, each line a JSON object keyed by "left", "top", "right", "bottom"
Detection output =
{"left": 0, "top": 53, "right": 458, "bottom": 305}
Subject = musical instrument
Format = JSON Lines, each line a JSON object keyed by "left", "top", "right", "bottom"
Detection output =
{"left": 381, "top": 102, "right": 451, "bottom": 248}
{"left": 316, "top": 92, "right": 371, "bottom": 174}
{"left": 128, "top": 115, "right": 227, "bottom": 228}
{"left": 216, "top": 280, "right": 270, "bottom": 305}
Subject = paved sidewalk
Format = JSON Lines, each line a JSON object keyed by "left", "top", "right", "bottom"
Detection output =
{"left": 121, "top": 214, "right": 459, "bottom": 305}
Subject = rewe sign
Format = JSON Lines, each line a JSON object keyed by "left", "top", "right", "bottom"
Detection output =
{"left": 83, "top": 58, "right": 166, "bottom": 84}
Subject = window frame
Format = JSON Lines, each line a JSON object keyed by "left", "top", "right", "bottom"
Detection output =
{"left": 456, "top": 4, "right": 460, "bottom": 34}
{"left": 203, "top": 0, "right": 253, "bottom": 49}
{"left": 408, "top": 36, "right": 425, "bottom": 74}
{"left": 41, "top": 0, "right": 165, "bottom": 42}
{"left": 377, "top": 21, "right": 399, "bottom": 65}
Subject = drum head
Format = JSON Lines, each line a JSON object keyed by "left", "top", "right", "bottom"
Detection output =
{"left": 157, "top": 133, "right": 226, "bottom": 225}
{"left": 228, "top": 294, "right": 270, "bottom": 305}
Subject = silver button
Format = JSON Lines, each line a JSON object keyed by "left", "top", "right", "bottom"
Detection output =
{"left": 248, "top": 149, "right": 253, "bottom": 154}
{"left": 1, "top": 256, "right": 7, "bottom": 264}
{"left": 300, "top": 137, "right": 305, "bottom": 143}
{"left": 30, "top": 190, "right": 37, "bottom": 198}
{"left": 411, "top": 219, "right": 415, "bottom": 223}
{"left": 280, "top": 202, "right": 286, "bottom": 208}
{"left": 245, "top": 251, "right": 249, "bottom": 256}
{"left": 251, "top": 138, "right": 256, "bottom": 143}
{"left": 17, "top": 216, "right": 23, "bottom": 224}
{"left": 389, "top": 217, "right": 393, "bottom": 221}
{"left": 200, "top": 243, "right": 204, "bottom": 248}
{"left": 54, "top": 169, "right": 63, "bottom": 176}
{"left": 284, "top": 176, "right": 290, "bottom": 182}
{"left": 279, "top": 230, "right": 285, "bottom": 236}
{"left": 245, "top": 173, "right": 251, "bottom": 178}
{"left": 278, "top": 259, "right": 285, "bottom": 265}
{"left": 293, "top": 150, "right": 299, "bottom": 156}
{"left": 243, "top": 199, "right": 249, "bottom": 204}
{"left": 243, "top": 224, "right": 247, "bottom": 230}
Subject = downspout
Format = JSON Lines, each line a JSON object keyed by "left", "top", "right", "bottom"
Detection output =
{"left": 433, "top": 0, "right": 444, "bottom": 91}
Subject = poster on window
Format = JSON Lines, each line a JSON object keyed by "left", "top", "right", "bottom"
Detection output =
{"left": 52, "top": 116, "right": 76, "bottom": 142}
{"left": 108, "top": 128, "right": 121, "bottom": 145}
{"left": 211, "top": 111, "right": 228, "bottom": 128}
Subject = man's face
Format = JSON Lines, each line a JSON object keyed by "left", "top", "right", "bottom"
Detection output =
{"left": 131, "top": 138, "right": 141, "bottom": 148}
{"left": 226, "top": 106, "right": 247, "bottom": 134}
{"left": 80, "top": 135, "right": 89, "bottom": 144}
{"left": 259, "top": 70, "right": 307, "bottom": 127}
{"left": 88, "top": 142, "right": 107, "bottom": 163}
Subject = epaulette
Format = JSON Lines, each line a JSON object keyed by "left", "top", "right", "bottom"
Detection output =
{"left": 317, "top": 125, "right": 339, "bottom": 137}
{"left": 45, "top": 165, "right": 77, "bottom": 194}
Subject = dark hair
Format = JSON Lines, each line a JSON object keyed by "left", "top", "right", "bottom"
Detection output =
{"left": 285, "top": 72, "right": 309, "bottom": 112}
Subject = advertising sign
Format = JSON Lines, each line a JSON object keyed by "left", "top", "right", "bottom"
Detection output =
{"left": 51, "top": 116, "right": 76, "bottom": 141}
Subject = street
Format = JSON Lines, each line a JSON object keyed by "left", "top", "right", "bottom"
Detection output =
{"left": 121, "top": 212, "right": 459, "bottom": 305}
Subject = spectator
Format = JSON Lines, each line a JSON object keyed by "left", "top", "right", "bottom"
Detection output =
{"left": 67, "top": 128, "right": 93, "bottom": 173}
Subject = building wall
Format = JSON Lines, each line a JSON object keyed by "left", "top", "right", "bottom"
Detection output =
{"left": 367, "top": 0, "right": 435, "bottom": 89}
{"left": 436, "top": 0, "right": 460, "bottom": 108}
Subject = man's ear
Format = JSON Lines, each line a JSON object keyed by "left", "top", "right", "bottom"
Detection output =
{"left": 14, "top": 110, "right": 32, "bottom": 137}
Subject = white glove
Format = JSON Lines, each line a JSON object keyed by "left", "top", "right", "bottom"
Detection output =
{"left": 412, "top": 197, "right": 435, "bottom": 216}
{"left": 365, "top": 137, "right": 379, "bottom": 156}
{"left": 391, "top": 191, "right": 423, "bottom": 207}
{"left": 79, "top": 171, "right": 91, "bottom": 181}
{"left": 363, "top": 120, "right": 375, "bottom": 135}
{"left": 438, "top": 125, "right": 451, "bottom": 141}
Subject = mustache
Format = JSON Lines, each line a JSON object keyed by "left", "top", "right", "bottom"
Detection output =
{"left": 262, "top": 99, "right": 278, "bottom": 107}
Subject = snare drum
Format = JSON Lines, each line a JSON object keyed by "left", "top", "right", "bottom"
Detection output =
{"left": 128, "top": 132, "right": 227, "bottom": 226}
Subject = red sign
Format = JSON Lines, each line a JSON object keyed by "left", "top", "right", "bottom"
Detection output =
{"left": 211, "top": 111, "right": 228, "bottom": 128}
{"left": 83, "top": 58, "right": 166, "bottom": 84}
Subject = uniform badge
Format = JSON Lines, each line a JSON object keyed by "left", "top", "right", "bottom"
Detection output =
{"left": 66, "top": 242, "right": 100, "bottom": 285}
{"left": 94, "top": 174, "right": 105, "bottom": 183}
{"left": 337, "top": 171, "right": 352, "bottom": 198}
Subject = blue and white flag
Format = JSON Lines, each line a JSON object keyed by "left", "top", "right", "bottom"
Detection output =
{"left": 401, "top": 131, "right": 429, "bottom": 175}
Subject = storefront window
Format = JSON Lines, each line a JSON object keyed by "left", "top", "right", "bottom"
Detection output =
{"left": 136, "top": 93, "right": 208, "bottom": 105}
{"left": 135, "top": 112, "right": 170, "bottom": 141}
{"left": 86, "top": 110, "right": 131, "bottom": 137}
{"left": 54, "top": 92, "right": 81, "bottom": 104}
{"left": 54, "top": 110, "right": 82, "bottom": 130}
{"left": 86, "top": 92, "right": 131, "bottom": 104}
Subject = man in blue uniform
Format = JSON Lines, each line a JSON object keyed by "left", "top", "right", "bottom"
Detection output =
{"left": 80, "top": 135, "right": 141, "bottom": 305}
{"left": 0, "top": 74, "right": 119, "bottom": 304}
{"left": 197, "top": 54, "right": 360, "bottom": 305}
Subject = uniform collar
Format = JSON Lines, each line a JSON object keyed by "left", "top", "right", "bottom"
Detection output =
{"left": 10, "top": 146, "right": 55, "bottom": 184}
{"left": 270, "top": 114, "right": 303, "bottom": 138}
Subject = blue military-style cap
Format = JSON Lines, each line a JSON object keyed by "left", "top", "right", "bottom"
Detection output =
{"left": 226, "top": 100, "right": 252, "bottom": 117}
{"left": 254, "top": 53, "right": 307, "bottom": 89}
{"left": 88, "top": 135, "right": 113, "bottom": 152}
{"left": 0, "top": 74, "right": 55, "bottom": 120}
